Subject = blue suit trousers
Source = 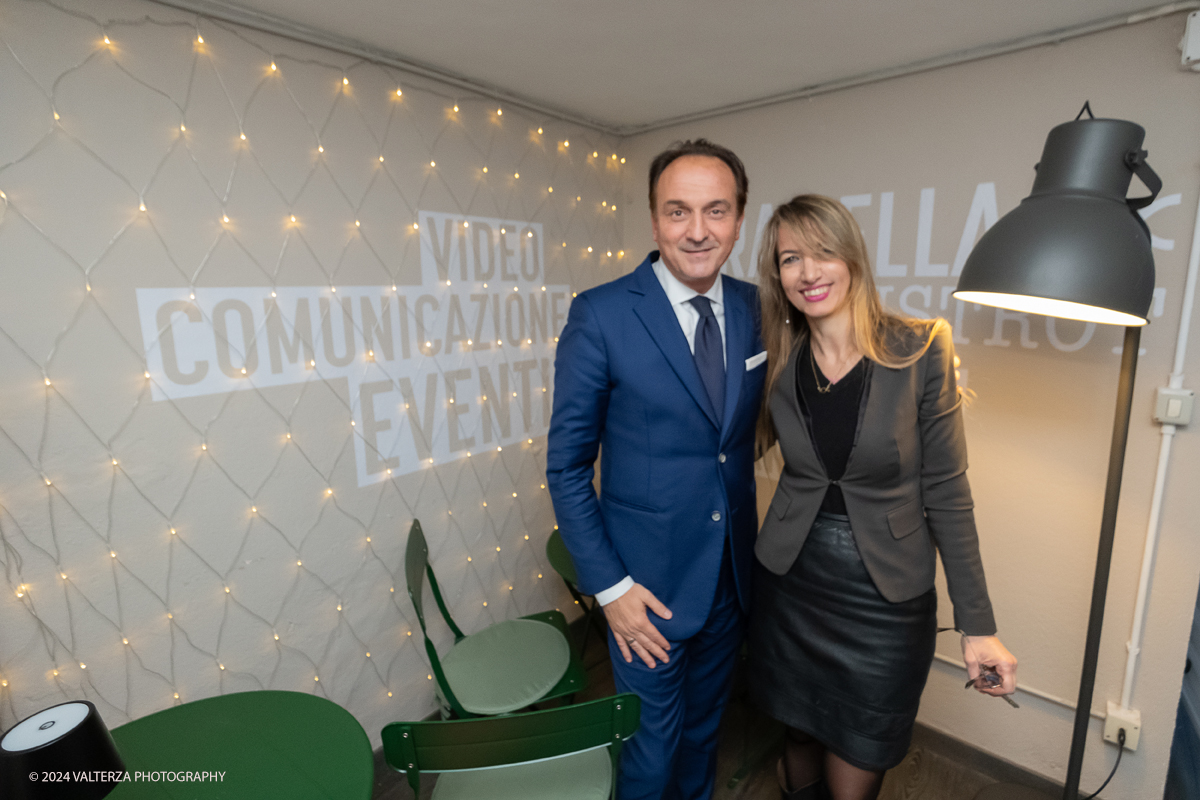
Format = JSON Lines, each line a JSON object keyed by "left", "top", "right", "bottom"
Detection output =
{"left": 610, "top": 548, "right": 745, "bottom": 800}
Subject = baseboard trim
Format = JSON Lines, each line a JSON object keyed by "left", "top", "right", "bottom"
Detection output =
{"left": 911, "top": 722, "right": 1063, "bottom": 796}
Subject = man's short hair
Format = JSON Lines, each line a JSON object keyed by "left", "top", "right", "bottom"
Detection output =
{"left": 648, "top": 139, "right": 748, "bottom": 217}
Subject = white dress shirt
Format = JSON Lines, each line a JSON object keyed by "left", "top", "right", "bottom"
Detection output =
{"left": 595, "top": 259, "right": 729, "bottom": 606}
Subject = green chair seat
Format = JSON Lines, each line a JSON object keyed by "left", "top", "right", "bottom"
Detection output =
{"left": 431, "top": 744, "right": 611, "bottom": 800}
{"left": 438, "top": 619, "right": 571, "bottom": 716}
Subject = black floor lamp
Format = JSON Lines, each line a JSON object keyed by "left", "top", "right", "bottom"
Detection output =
{"left": 953, "top": 110, "right": 1161, "bottom": 800}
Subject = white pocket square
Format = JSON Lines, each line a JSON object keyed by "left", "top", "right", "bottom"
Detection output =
{"left": 745, "top": 351, "right": 767, "bottom": 370}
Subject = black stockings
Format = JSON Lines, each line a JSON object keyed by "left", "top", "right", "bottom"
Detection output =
{"left": 783, "top": 727, "right": 885, "bottom": 800}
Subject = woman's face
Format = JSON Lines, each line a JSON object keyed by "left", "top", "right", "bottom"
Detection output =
{"left": 776, "top": 225, "right": 852, "bottom": 322}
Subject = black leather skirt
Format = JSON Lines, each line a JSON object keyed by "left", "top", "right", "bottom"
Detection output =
{"left": 747, "top": 512, "right": 937, "bottom": 771}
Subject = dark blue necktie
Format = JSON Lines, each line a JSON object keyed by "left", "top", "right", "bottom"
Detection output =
{"left": 688, "top": 296, "right": 724, "bottom": 421}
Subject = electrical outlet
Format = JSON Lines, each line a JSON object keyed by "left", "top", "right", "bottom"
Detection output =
{"left": 1104, "top": 701, "right": 1141, "bottom": 751}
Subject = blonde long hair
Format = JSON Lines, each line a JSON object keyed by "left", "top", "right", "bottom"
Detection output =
{"left": 756, "top": 194, "right": 944, "bottom": 451}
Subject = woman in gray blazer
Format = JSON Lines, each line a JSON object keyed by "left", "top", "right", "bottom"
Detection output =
{"left": 746, "top": 195, "right": 1017, "bottom": 800}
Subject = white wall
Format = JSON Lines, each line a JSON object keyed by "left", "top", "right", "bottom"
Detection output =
{"left": 621, "top": 13, "right": 1200, "bottom": 798}
{"left": 0, "top": 0, "right": 626, "bottom": 745}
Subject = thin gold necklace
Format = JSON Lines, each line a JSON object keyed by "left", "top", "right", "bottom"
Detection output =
{"left": 809, "top": 346, "right": 833, "bottom": 394}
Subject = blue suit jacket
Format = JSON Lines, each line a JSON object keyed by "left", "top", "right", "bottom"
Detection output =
{"left": 546, "top": 253, "right": 765, "bottom": 640}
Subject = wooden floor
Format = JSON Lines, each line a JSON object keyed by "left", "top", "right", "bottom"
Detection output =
{"left": 374, "top": 629, "right": 1016, "bottom": 800}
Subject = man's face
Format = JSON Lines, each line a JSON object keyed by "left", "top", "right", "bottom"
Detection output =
{"left": 651, "top": 155, "right": 743, "bottom": 293}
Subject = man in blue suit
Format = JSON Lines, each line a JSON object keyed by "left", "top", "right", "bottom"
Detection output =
{"left": 547, "top": 140, "right": 766, "bottom": 800}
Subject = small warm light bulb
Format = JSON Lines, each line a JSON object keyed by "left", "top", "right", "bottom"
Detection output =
{"left": 240, "top": 132, "right": 246, "bottom": 141}
{"left": 103, "top": 35, "right": 111, "bottom": 44}
{"left": 537, "top": 127, "right": 543, "bottom": 134}
{"left": 593, "top": 151, "right": 598, "bottom": 157}
{"left": 607, "top": 251, "right": 613, "bottom": 257}
{"left": 430, "top": 160, "right": 435, "bottom": 167}
{"left": 379, "top": 155, "right": 384, "bottom": 162}
{"left": 314, "top": 675, "right": 319, "bottom": 681}
{"left": 170, "top": 528, "right": 176, "bottom": 535}
{"left": 497, "top": 108, "right": 502, "bottom": 115}
{"left": 318, "top": 144, "right": 324, "bottom": 153}
{"left": 388, "top": 691, "right": 393, "bottom": 697}
{"left": 144, "top": 370, "right": 150, "bottom": 378}
{"left": 222, "top": 213, "right": 229, "bottom": 223}
{"left": 174, "top": 692, "right": 180, "bottom": 699}
{"left": 587, "top": 246, "right": 593, "bottom": 253}
{"left": 453, "top": 104, "right": 459, "bottom": 112}
{"left": 271, "top": 290, "right": 277, "bottom": 298}
{"left": 463, "top": 220, "right": 469, "bottom": 228}
{"left": 621, "top": 157, "right": 626, "bottom": 163}
{"left": 343, "top": 76, "right": 349, "bottom": 85}
{"left": 251, "top": 506, "right": 257, "bottom": 513}
{"left": 548, "top": 186, "right": 553, "bottom": 193}
{"left": 112, "top": 458, "right": 118, "bottom": 465}
{"left": 139, "top": 201, "right": 146, "bottom": 212}
{"left": 53, "top": 111, "right": 60, "bottom": 120}
{"left": 366, "top": 652, "right": 370, "bottom": 657}
{"left": 167, "top": 612, "right": 173, "bottom": 619}
{"left": 514, "top": 172, "right": 520, "bottom": 178}
{"left": 326, "top": 488, "right": 333, "bottom": 495}
{"left": 290, "top": 214, "right": 296, "bottom": 222}
{"left": 563, "top": 140, "right": 569, "bottom": 147}
{"left": 602, "top": 201, "right": 607, "bottom": 207}
{"left": 240, "top": 367, "right": 247, "bottom": 375}
{"left": 196, "top": 34, "right": 203, "bottom": 44}
{"left": 482, "top": 166, "right": 488, "bottom": 173}
{"left": 396, "top": 88, "right": 403, "bottom": 96}
{"left": 180, "top": 123, "right": 186, "bottom": 131}
{"left": 296, "top": 559, "right": 302, "bottom": 566}
{"left": 413, "top": 222, "right": 419, "bottom": 230}
{"left": 224, "top": 586, "right": 230, "bottom": 593}
{"left": 337, "top": 604, "right": 342, "bottom": 611}
{"left": 619, "top": 250, "right": 625, "bottom": 257}
{"left": 355, "top": 219, "right": 360, "bottom": 227}
{"left": 483, "top": 601, "right": 488, "bottom": 607}
{"left": 274, "top": 633, "right": 279, "bottom": 640}
{"left": 80, "top": 663, "right": 87, "bottom": 669}
{"left": 286, "top": 432, "right": 291, "bottom": 439}
{"left": 110, "top": 551, "right": 116, "bottom": 558}
{"left": 270, "top": 62, "right": 277, "bottom": 71}
{"left": 122, "top": 637, "right": 129, "bottom": 645}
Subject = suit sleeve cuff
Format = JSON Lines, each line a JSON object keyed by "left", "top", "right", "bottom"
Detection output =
{"left": 594, "top": 576, "right": 634, "bottom": 606}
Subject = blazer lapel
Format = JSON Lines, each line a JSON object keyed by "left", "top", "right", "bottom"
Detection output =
{"left": 778, "top": 343, "right": 827, "bottom": 479}
{"left": 630, "top": 260, "right": 721, "bottom": 429}
{"left": 719, "top": 275, "right": 747, "bottom": 440}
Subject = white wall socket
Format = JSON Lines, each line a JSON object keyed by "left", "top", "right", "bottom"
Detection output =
{"left": 1104, "top": 701, "right": 1141, "bottom": 750}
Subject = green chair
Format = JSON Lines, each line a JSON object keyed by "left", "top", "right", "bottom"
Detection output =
{"left": 382, "top": 693, "right": 641, "bottom": 799}
{"left": 405, "top": 519, "right": 587, "bottom": 718}
{"left": 545, "top": 528, "right": 607, "bottom": 656}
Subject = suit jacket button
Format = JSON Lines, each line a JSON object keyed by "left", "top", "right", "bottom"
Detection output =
{"left": 718, "top": 453, "right": 727, "bottom": 463}
{"left": 711, "top": 511, "right": 722, "bottom": 522}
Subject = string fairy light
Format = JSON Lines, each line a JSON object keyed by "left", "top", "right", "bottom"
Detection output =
{"left": 0, "top": 9, "right": 618, "bottom": 732}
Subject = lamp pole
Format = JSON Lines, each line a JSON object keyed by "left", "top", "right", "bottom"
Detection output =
{"left": 1063, "top": 324, "right": 1141, "bottom": 799}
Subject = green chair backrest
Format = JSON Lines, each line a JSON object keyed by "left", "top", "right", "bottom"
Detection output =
{"left": 545, "top": 528, "right": 580, "bottom": 588}
{"left": 404, "top": 519, "right": 469, "bottom": 716}
{"left": 381, "top": 693, "right": 641, "bottom": 797}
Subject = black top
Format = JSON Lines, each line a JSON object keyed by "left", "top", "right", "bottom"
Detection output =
{"left": 795, "top": 341, "right": 868, "bottom": 515}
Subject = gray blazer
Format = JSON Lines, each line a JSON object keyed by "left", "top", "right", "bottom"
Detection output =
{"left": 756, "top": 323, "right": 996, "bottom": 635}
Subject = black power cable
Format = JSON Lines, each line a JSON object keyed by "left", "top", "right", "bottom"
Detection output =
{"left": 1081, "top": 728, "right": 1126, "bottom": 800}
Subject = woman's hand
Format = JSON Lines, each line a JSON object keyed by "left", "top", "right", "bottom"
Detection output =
{"left": 962, "top": 634, "right": 1018, "bottom": 696}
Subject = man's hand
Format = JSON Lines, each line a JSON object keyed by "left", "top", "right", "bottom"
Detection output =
{"left": 962, "top": 634, "right": 1018, "bottom": 696}
{"left": 603, "top": 583, "right": 673, "bottom": 668}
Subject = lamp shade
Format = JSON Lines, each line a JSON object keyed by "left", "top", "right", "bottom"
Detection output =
{"left": 954, "top": 117, "right": 1157, "bottom": 325}
{"left": 0, "top": 701, "right": 124, "bottom": 799}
